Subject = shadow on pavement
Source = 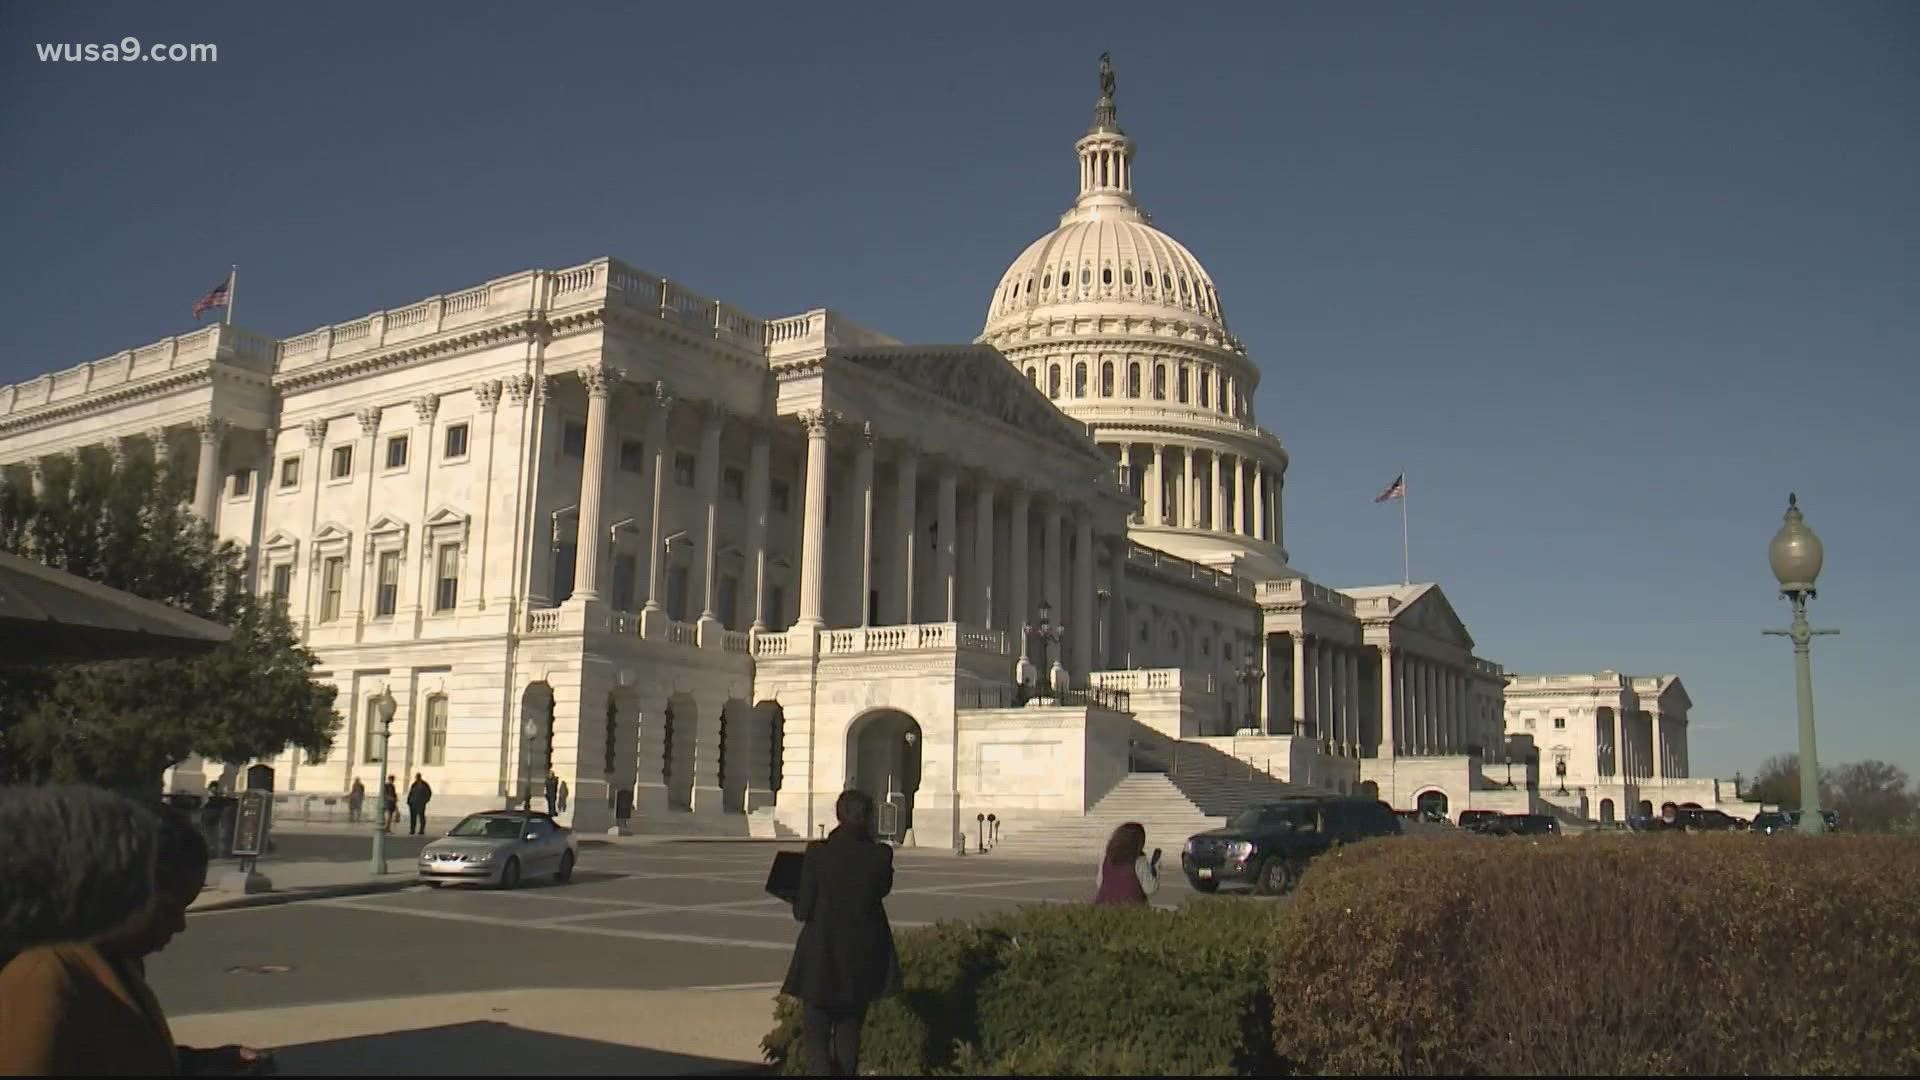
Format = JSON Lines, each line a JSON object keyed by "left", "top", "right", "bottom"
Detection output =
{"left": 270, "top": 1021, "right": 769, "bottom": 1076}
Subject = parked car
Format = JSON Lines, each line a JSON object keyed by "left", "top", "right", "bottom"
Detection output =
{"left": 1465, "top": 813, "right": 1560, "bottom": 837}
{"left": 418, "top": 810, "right": 577, "bottom": 889}
{"left": 1457, "top": 810, "right": 1503, "bottom": 831}
{"left": 1751, "top": 810, "right": 1793, "bottom": 835}
{"left": 1675, "top": 808, "right": 1748, "bottom": 832}
{"left": 1182, "top": 796, "right": 1402, "bottom": 896}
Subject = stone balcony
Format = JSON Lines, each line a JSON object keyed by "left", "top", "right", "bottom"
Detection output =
{"left": 752, "top": 621, "right": 1011, "bottom": 660}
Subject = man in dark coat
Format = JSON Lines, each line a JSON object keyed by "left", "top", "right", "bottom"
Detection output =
{"left": 406, "top": 773, "right": 433, "bottom": 836}
{"left": 782, "top": 789, "right": 900, "bottom": 1077}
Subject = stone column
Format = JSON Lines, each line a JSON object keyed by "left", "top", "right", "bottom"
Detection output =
{"left": 1251, "top": 463, "right": 1265, "bottom": 541}
{"left": 191, "top": 416, "right": 227, "bottom": 523}
{"left": 1427, "top": 662, "right": 1442, "bottom": 755}
{"left": 973, "top": 475, "right": 995, "bottom": 627}
{"left": 570, "top": 365, "right": 615, "bottom": 604}
{"left": 1042, "top": 502, "right": 1063, "bottom": 624}
{"left": 793, "top": 409, "right": 835, "bottom": 631}
{"left": 1009, "top": 487, "right": 1031, "bottom": 643}
{"left": 1149, "top": 444, "right": 1165, "bottom": 526}
{"left": 692, "top": 698, "right": 726, "bottom": 816}
{"left": 1651, "top": 709, "right": 1664, "bottom": 781}
{"left": 1346, "top": 648, "right": 1362, "bottom": 756}
{"left": 747, "top": 429, "right": 771, "bottom": 631}
{"left": 694, "top": 405, "right": 725, "bottom": 634}
{"left": 1232, "top": 455, "right": 1246, "bottom": 535}
{"left": 1209, "top": 451, "right": 1224, "bottom": 531}
{"left": 1292, "top": 634, "right": 1309, "bottom": 735}
{"left": 936, "top": 464, "right": 959, "bottom": 622}
{"left": 1322, "top": 644, "right": 1337, "bottom": 752}
{"left": 639, "top": 386, "right": 674, "bottom": 628}
{"left": 347, "top": 407, "right": 381, "bottom": 623}
{"left": 1107, "top": 536, "right": 1129, "bottom": 669}
{"left": 893, "top": 449, "right": 918, "bottom": 624}
{"left": 1378, "top": 647, "right": 1398, "bottom": 757}
{"left": 852, "top": 425, "right": 876, "bottom": 627}
{"left": 1072, "top": 510, "right": 1095, "bottom": 682}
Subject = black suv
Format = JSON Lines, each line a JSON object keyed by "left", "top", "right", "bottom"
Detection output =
{"left": 1182, "top": 796, "right": 1402, "bottom": 895}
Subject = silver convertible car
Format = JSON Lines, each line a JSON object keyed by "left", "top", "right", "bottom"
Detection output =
{"left": 418, "top": 810, "right": 577, "bottom": 888}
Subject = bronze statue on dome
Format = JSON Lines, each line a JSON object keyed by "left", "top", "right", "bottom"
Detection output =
{"left": 1099, "top": 52, "right": 1116, "bottom": 100}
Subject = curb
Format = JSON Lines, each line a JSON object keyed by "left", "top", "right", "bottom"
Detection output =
{"left": 191, "top": 876, "right": 420, "bottom": 913}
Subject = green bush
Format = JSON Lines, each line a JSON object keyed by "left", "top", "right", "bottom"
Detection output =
{"left": 1270, "top": 834, "right": 1920, "bottom": 1076}
{"left": 764, "top": 899, "right": 1278, "bottom": 1075}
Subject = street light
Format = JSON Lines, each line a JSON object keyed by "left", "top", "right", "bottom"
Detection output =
{"left": 1554, "top": 758, "right": 1568, "bottom": 796}
{"left": 520, "top": 715, "right": 542, "bottom": 814}
{"left": 368, "top": 686, "right": 397, "bottom": 875}
{"left": 1021, "top": 600, "right": 1065, "bottom": 704}
{"left": 1764, "top": 493, "right": 1836, "bottom": 834}
{"left": 1234, "top": 663, "right": 1265, "bottom": 734}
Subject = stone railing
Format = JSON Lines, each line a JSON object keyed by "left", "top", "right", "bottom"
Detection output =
{"left": 819, "top": 622, "right": 1009, "bottom": 657}
{"left": 752, "top": 632, "right": 790, "bottom": 658}
{"left": 1257, "top": 576, "right": 1357, "bottom": 612}
{"left": 722, "top": 630, "right": 752, "bottom": 654}
{"left": 1124, "top": 543, "right": 1255, "bottom": 599}
{"left": 609, "top": 611, "right": 636, "bottom": 635}
{"left": 1506, "top": 672, "right": 1625, "bottom": 690}
{"left": 1, "top": 324, "right": 273, "bottom": 422}
{"left": 525, "top": 608, "right": 564, "bottom": 635}
{"left": 1089, "top": 667, "right": 1181, "bottom": 692}
{"left": 665, "top": 620, "right": 697, "bottom": 646}
{"left": 1472, "top": 657, "right": 1505, "bottom": 678}
{"left": 764, "top": 308, "right": 901, "bottom": 361}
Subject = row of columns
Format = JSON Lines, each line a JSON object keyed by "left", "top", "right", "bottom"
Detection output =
{"left": 1272, "top": 634, "right": 1485, "bottom": 759}
{"left": 1290, "top": 635, "right": 1366, "bottom": 757}
{"left": 6, "top": 418, "right": 232, "bottom": 525}
{"left": 1384, "top": 647, "right": 1477, "bottom": 757}
{"left": 1606, "top": 708, "right": 1677, "bottom": 781}
{"left": 1111, "top": 442, "right": 1280, "bottom": 543}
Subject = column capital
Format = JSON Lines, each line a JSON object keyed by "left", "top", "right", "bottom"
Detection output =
{"left": 27, "top": 459, "right": 46, "bottom": 484}
{"left": 535, "top": 375, "right": 559, "bottom": 407}
{"left": 506, "top": 373, "right": 536, "bottom": 407}
{"left": 797, "top": 408, "right": 840, "bottom": 437}
{"left": 649, "top": 379, "right": 675, "bottom": 410}
{"left": 474, "top": 379, "right": 503, "bottom": 413}
{"left": 355, "top": 407, "right": 382, "bottom": 438}
{"left": 144, "top": 427, "right": 171, "bottom": 462}
{"left": 106, "top": 436, "right": 130, "bottom": 469}
{"left": 412, "top": 393, "right": 442, "bottom": 424}
{"left": 194, "top": 415, "right": 229, "bottom": 444}
{"left": 303, "top": 418, "right": 329, "bottom": 446}
{"left": 578, "top": 362, "right": 619, "bottom": 399}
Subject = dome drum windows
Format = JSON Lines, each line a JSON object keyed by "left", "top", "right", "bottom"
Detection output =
{"left": 1073, "top": 362, "right": 1089, "bottom": 398}
{"left": 1100, "top": 361, "right": 1115, "bottom": 397}
{"left": 1127, "top": 362, "right": 1142, "bottom": 399}
{"left": 1152, "top": 365, "right": 1167, "bottom": 400}
{"left": 1122, "top": 266, "right": 1134, "bottom": 287}
{"left": 1048, "top": 364, "right": 1062, "bottom": 399}
{"left": 1177, "top": 365, "right": 1190, "bottom": 404}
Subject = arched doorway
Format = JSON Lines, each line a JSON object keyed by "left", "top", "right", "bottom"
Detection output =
{"left": 719, "top": 699, "right": 751, "bottom": 812}
{"left": 662, "top": 693, "right": 696, "bottom": 810}
{"left": 845, "top": 709, "right": 922, "bottom": 842}
{"left": 1599, "top": 798, "right": 1616, "bottom": 824}
{"left": 1415, "top": 789, "right": 1450, "bottom": 822}
{"left": 518, "top": 682, "right": 554, "bottom": 808}
{"left": 753, "top": 700, "right": 786, "bottom": 807}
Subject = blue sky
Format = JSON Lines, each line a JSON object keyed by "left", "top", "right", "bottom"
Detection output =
{"left": 3, "top": 2, "right": 1915, "bottom": 780}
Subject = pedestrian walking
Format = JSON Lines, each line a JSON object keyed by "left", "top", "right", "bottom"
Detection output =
{"left": 544, "top": 770, "right": 559, "bottom": 816}
{"left": 556, "top": 780, "right": 569, "bottom": 816}
{"left": 1092, "top": 822, "right": 1160, "bottom": 907}
{"left": 347, "top": 778, "right": 365, "bottom": 824}
{"left": 782, "top": 789, "right": 900, "bottom": 1077}
{"left": 406, "top": 773, "right": 433, "bottom": 836}
{"left": 382, "top": 776, "right": 400, "bottom": 833}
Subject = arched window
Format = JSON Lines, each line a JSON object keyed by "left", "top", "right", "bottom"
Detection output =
{"left": 1219, "top": 374, "right": 1232, "bottom": 414}
{"left": 1144, "top": 269, "right": 1156, "bottom": 289}
{"left": 1199, "top": 371, "right": 1211, "bottom": 409}
{"left": 1177, "top": 366, "right": 1190, "bottom": 404}
{"left": 1123, "top": 266, "right": 1134, "bottom": 287}
{"left": 1073, "top": 362, "right": 1088, "bottom": 397}
{"left": 1048, "top": 364, "right": 1062, "bottom": 399}
{"left": 1061, "top": 268, "right": 1073, "bottom": 288}
{"left": 1102, "top": 266, "right": 1113, "bottom": 286}
{"left": 1100, "top": 361, "right": 1115, "bottom": 397}
{"left": 1011, "top": 279, "right": 1021, "bottom": 299}
{"left": 422, "top": 693, "right": 449, "bottom": 766}
{"left": 1025, "top": 366, "right": 1037, "bottom": 386}
{"left": 1043, "top": 272, "right": 1053, "bottom": 290}
{"left": 1600, "top": 798, "right": 1616, "bottom": 824}
{"left": 1127, "top": 362, "right": 1142, "bottom": 398}
{"left": 1152, "top": 365, "right": 1167, "bottom": 400}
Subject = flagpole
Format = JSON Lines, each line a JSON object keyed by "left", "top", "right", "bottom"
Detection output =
{"left": 223, "top": 265, "right": 237, "bottom": 327}
{"left": 1401, "top": 469, "right": 1410, "bottom": 586}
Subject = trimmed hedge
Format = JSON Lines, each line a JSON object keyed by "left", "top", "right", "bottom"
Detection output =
{"left": 763, "top": 899, "right": 1279, "bottom": 1075}
{"left": 1270, "top": 834, "right": 1920, "bottom": 1076}
{"left": 764, "top": 835, "right": 1920, "bottom": 1075}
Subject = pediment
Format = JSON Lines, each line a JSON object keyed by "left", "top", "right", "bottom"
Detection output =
{"left": 837, "top": 345, "right": 1101, "bottom": 465}
{"left": 425, "top": 505, "right": 469, "bottom": 528}
{"left": 312, "top": 522, "right": 353, "bottom": 547}
{"left": 367, "top": 514, "right": 409, "bottom": 539}
{"left": 1400, "top": 586, "right": 1475, "bottom": 650}
{"left": 262, "top": 529, "right": 301, "bottom": 556}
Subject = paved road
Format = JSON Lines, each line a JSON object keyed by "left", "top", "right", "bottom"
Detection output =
{"left": 155, "top": 841, "right": 1199, "bottom": 1017}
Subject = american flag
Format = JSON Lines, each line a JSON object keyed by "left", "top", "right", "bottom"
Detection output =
{"left": 1374, "top": 474, "right": 1406, "bottom": 503}
{"left": 192, "top": 278, "right": 230, "bottom": 321}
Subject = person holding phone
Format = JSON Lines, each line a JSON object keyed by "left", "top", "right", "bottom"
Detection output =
{"left": 1093, "top": 822, "right": 1160, "bottom": 906}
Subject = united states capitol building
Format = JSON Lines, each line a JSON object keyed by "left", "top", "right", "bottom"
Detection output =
{"left": 0, "top": 63, "right": 1742, "bottom": 843}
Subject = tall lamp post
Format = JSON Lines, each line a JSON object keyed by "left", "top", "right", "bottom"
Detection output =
{"left": 368, "top": 686, "right": 397, "bottom": 875}
{"left": 1021, "top": 601, "right": 1066, "bottom": 704}
{"left": 520, "top": 716, "right": 542, "bottom": 814}
{"left": 1234, "top": 663, "right": 1265, "bottom": 734}
{"left": 1763, "top": 493, "right": 1836, "bottom": 834}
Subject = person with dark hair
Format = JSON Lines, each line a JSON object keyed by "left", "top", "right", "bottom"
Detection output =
{"left": 381, "top": 775, "right": 400, "bottom": 833}
{"left": 0, "top": 789, "right": 274, "bottom": 1074}
{"left": 406, "top": 773, "right": 433, "bottom": 836}
{"left": 781, "top": 789, "right": 900, "bottom": 1077}
{"left": 1093, "top": 821, "right": 1160, "bottom": 906}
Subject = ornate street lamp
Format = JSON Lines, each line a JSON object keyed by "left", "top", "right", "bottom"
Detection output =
{"left": 520, "top": 715, "right": 542, "bottom": 814}
{"left": 1020, "top": 600, "right": 1066, "bottom": 704}
{"left": 1234, "top": 663, "right": 1265, "bottom": 733}
{"left": 368, "top": 686, "right": 398, "bottom": 875}
{"left": 1764, "top": 493, "right": 1836, "bottom": 834}
{"left": 1554, "top": 758, "right": 1568, "bottom": 796}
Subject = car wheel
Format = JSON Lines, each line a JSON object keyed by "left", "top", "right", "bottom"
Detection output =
{"left": 498, "top": 856, "right": 521, "bottom": 890}
{"left": 1256, "top": 858, "right": 1295, "bottom": 896}
{"left": 555, "top": 850, "right": 575, "bottom": 884}
{"left": 1189, "top": 877, "right": 1220, "bottom": 894}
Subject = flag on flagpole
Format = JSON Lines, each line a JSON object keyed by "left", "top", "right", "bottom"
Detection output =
{"left": 192, "top": 278, "right": 230, "bottom": 321}
{"left": 1374, "top": 474, "right": 1406, "bottom": 503}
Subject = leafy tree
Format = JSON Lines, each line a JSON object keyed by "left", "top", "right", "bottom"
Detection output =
{"left": 1746, "top": 753, "right": 1804, "bottom": 808}
{"left": 0, "top": 448, "right": 337, "bottom": 791}
{"left": 1825, "top": 760, "right": 1916, "bottom": 835}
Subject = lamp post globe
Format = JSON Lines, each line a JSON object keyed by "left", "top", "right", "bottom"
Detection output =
{"left": 369, "top": 686, "right": 398, "bottom": 875}
{"left": 1763, "top": 493, "right": 1834, "bottom": 835}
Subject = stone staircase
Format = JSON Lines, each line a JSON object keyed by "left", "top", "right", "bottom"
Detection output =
{"left": 989, "top": 743, "right": 1315, "bottom": 859}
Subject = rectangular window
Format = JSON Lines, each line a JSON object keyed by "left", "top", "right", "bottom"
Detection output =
{"left": 423, "top": 695, "right": 449, "bottom": 767}
{"left": 552, "top": 542, "right": 577, "bottom": 604}
{"left": 673, "top": 452, "right": 696, "bottom": 487}
{"left": 666, "top": 565, "right": 690, "bottom": 622}
{"left": 385, "top": 434, "right": 409, "bottom": 470}
{"left": 270, "top": 563, "right": 293, "bottom": 603}
{"left": 443, "top": 423, "right": 469, "bottom": 460}
{"left": 320, "top": 557, "right": 346, "bottom": 622}
{"left": 279, "top": 456, "right": 301, "bottom": 489}
{"left": 434, "top": 543, "right": 460, "bottom": 612}
{"left": 619, "top": 439, "right": 645, "bottom": 473}
{"left": 717, "top": 575, "right": 739, "bottom": 631}
{"left": 612, "top": 553, "right": 637, "bottom": 611}
{"left": 562, "top": 421, "right": 587, "bottom": 458}
{"left": 722, "top": 467, "right": 744, "bottom": 502}
{"left": 230, "top": 469, "right": 252, "bottom": 497}
{"left": 331, "top": 445, "right": 353, "bottom": 479}
{"left": 375, "top": 551, "right": 401, "bottom": 617}
{"left": 771, "top": 480, "right": 791, "bottom": 514}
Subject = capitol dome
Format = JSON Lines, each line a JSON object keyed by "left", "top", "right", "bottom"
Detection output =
{"left": 981, "top": 55, "right": 1233, "bottom": 345}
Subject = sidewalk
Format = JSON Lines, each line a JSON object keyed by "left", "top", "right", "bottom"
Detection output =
{"left": 167, "top": 985, "right": 776, "bottom": 1075}
{"left": 192, "top": 858, "right": 418, "bottom": 912}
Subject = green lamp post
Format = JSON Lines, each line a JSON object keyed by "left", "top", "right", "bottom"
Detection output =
{"left": 368, "top": 686, "right": 398, "bottom": 872}
{"left": 1763, "top": 494, "right": 1836, "bottom": 834}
